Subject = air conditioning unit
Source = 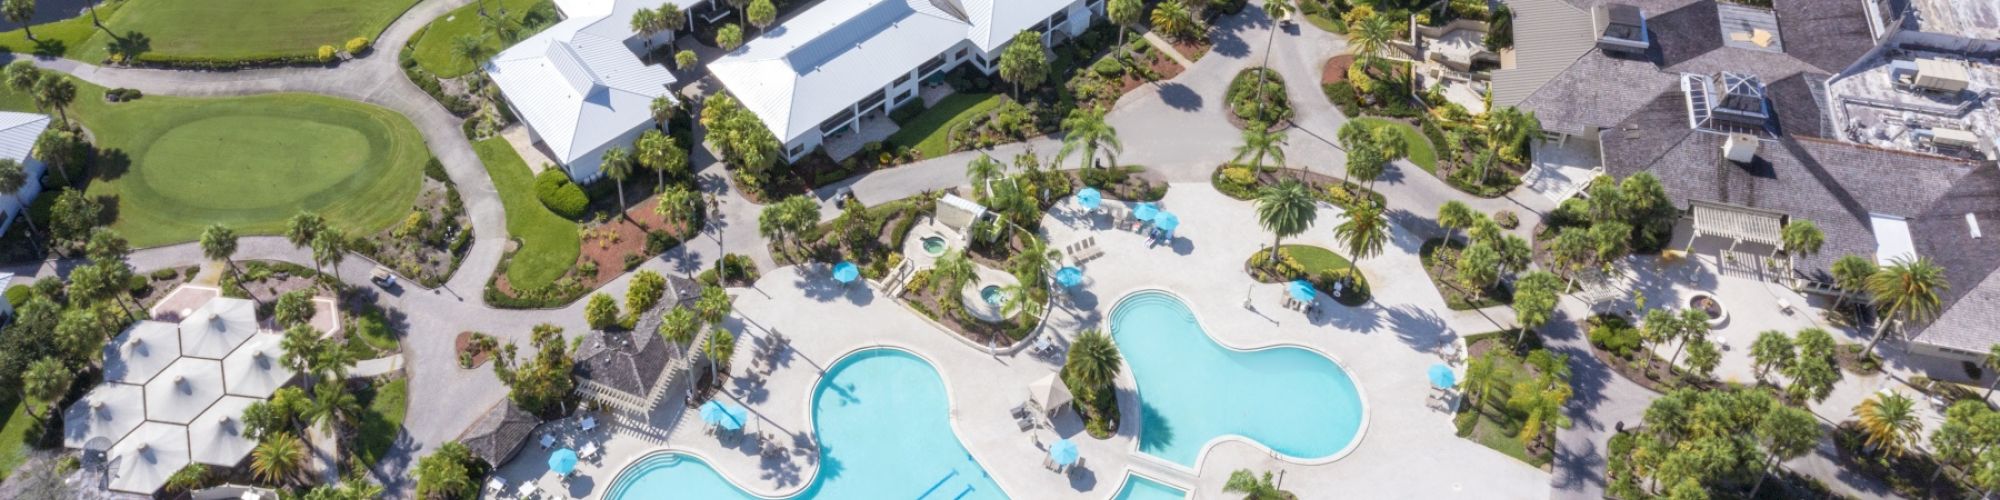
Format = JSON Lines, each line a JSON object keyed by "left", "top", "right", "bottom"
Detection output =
{"left": 1723, "top": 133, "right": 1758, "bottom": 163}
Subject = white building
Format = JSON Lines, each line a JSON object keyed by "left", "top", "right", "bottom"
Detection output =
{"left": 0, "top": 112, "right": 51, "bottom": 236}
{"left": 487, "top": 0, "right": 707, "bottom": 182}
{"left": 709, "top": 0, "right": 1100, "bottom": 162}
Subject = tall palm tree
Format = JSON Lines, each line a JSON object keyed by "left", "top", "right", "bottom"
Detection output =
{"left": 250, "top": 433, "right": 308, "bottom": 486}
{"left": 200, "top": 224, "right": 239, "bottom": 272}
{"left": 997, "top": 281, "right": 1034, "bottom": 323}
{"left": 1462, "top": 351, "right": 1501, "bottom": 406}
{"left": 307, "top": 380, "right": 361, "bottom": 436}
{"left": 1150, "top": 1, "right": 1199, "bottom": 42}
{"left": 964, "top": 153, "right": 1003, "bottom": 200}
{"left": 310, "top": 231, "right": 346, "bottom": 291}
{"left": 654, "top": 184, "right": 699, "bottom": 228}
{"left": 1254, "top": 180, "right": 1317, "bottom": 264}
{"left": 1781, "top": 220, "right": 1824, "bottom": 271}
{"left": 1332, "top": 201, "right": 1389, "bottom": 279}
{"left": 1107, "top": 0, "right": 1143, "bottom": 50}
{"left": 1436, "top": 201, "right": 1477, "bottom": 246}
{"left": 1234, "top": 124, "right": 1289, "bottom": 172}
{"left": 1056, "top": 107, "right": 1120, "bottom": 170}
{"left": 602, "top": 146, "right": 634, "bottom": 211}
{"left": 1983, "top": 344, "right": 2000, "bottom": 400}
{"left": 703, "top": 328, "right": 735, "bottom": 382}
{"left": 932, "top": 249, "right": 978, "bottom": 297}
{"left": 1830, "top": 254, "right": 1876, "bottom": 309}
{"left": 1224, "top": 469, "right": 1288, "bottom": 499}
{"left": 21, "top": 357, "right": 68, "bottom": 418}
{"left": 450, "top": 34, "right": 486, "bottom": 67}
{"left": 658, "top": 3, "right": 687, "bottom": 35}
{"left": 1853, "top": 391, "right": 1923, "bottom": 457}
{"left": 3, "top": 0, "right": 35, "bottom": 42}
{"left": 658, "top": 306, "right": 700, "bottom": 348}
{"left": 651, "top": 95, "right": 677, "bottom": 129}
{"left": 281, "top": 325, "right": 323, "bottom": 391}
{"left": 33, "top": 74, "right": 75, "bottom": 125}
{"left": 286, "top": 212, "right": 326, "bottom": 254}
{"left": 635, "top": 129, "right": 683, "bottom": 190}
{"left": 1864, "top": 257, "right": 1948, "bottom": 352}
{"left": 1348, "top": 12, "right": 1395, "bottom": 69}
{"left": 630, "top": 7, "right": 660, "bottom": 53}
{"left": 1063, "top": 329, "right": 1122, "bottom": 397}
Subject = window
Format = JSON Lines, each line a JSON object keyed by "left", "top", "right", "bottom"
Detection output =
{"left": 893, "top": 89, "right": 914, "bottom": 106}
{"left": 919, "top": 55, "right": 947, "bottom": 76}
{"left": 819, "top": 108, "right": 856, "bottom": 133}
{"left": 1050, "top": 10, "right": 1069, "bottom": 28}
{"left": 955, "top": 47, "right": 970, "bottom": 61}
{"left": 858, "top": 89, "right": 887, "bottom": 112}
{"left": 894, "top": 72, "right": 913, "bottom": 87}
{"left": 788, "top": 144, "right": 806, "bottom": 158}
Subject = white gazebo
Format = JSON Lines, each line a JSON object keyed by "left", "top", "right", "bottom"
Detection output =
{"left": 106, "top": 422, "right": 191, "bottom": 494}
{"left": 103, "top": 321, "right": 182, "bottom": 385}
{"left": 222, "top": 333, "right": 294, "bottom": 398}
{"left": 144, "top": 358, "right": 226, "bottom": 425}
{"left": 62, "top": 382, "right": 146, "bottom": 451}
{"left": 179, "top": 297, "right": 259, "bottom": 359}
{"left": 1027, "top": 373, "right": 1073, "bottom": 419}
{"left": 189, "top": 396, "right": 259, "bottom": 467}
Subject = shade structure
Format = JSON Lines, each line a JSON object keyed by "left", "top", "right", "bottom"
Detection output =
{"left": 63, "top": 382, "right": 146, "bottom": 451}
{"left": 1074, "top": 187, "right": 1102, "bottom": 210}
{"left": 1154, "top": 212, "right": 1180, "bottom": 232}
{"left": 107, "top": 422, "right": 191, "bottom": 494}
{"left": 1049, "top": 438, "right": 1079, "bottom": 466}
{"left": 1055, "top": 267, "right": 1084, "bottom": 288}
{"left": 179, "top": 297, "right": 260, "bottom": 359}
{"left": 832, "top": 261, "right": 860, "bottom": 283}
{"left": 222, "top": 333, "right": 295, "bottom": 399}
{"left": 549, "top": 448, "right": 580, "bottom": 475}
{"left": 1027, "top": 373, "right": 1073, "bottom": 417}
{"left": 103, "top": 321, "right": 182, "bottom": 385}
{"left": 144, "top": 357, "right": 226, "bottom": 425}
{"left": 1132, "top": 202, "right": 1160, "bottom": 221}
{"left": 1429, "top": 364, "right": 1457, "bottom": 390}
{"left": 189, "top": 396, "right": 258, "bottom": 467}
{"left": 700, "top": 400, "right": 748, "bottom": 430}
{"left": 1287, "top": 280, "right": 1317, "bottom": 302}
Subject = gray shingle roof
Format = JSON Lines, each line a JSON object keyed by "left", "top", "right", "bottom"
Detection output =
{"left": 573, "top": 275, "right": 696, "bottom": 399}
{"left": 457, "top": 401, "right": 540, "bottom": 466}
{"left": 1771, "top": 0, "right": 1877, "bottom": 73}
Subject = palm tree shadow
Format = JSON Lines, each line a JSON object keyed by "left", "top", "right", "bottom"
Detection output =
{"left": 1155, "top": 82, "right": 1203, "bottom": 112}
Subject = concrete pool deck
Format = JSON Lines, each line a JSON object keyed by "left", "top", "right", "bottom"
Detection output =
{"left": 508, "top": 183, "right": 1550, "bottom": 500}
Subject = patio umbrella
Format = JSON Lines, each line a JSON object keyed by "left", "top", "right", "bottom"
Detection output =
{"left": 1055, "top": 267, "right": 1084, "bottom": 287}
{"left": 1429, "top": 363, "right": 1457, "bottom": 390}
{"left": 1153, "top": 212, "right": 1180, "bottom": 232}
{"left": 1049, "top": 438, "right": 1079, "bottom": 466}
{"left": 832, "top": 261, "right": 860, "bottom": 284}
{"left": 548, "top": 448, "right": 579, "bottom": 475}
{"left": 700, "top": 400, "right": 748, "bottom": 430}
{"left": 1132, "top": 202, "right": 1160, "bottom": 221}
{"left": 1287, "top": 280, "right": 1317, "bottom": 302}
{"left": 1074, "top": 187, "right": 1102, "bottom": 210}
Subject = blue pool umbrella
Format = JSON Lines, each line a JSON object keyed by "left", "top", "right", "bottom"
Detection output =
{"left": 549, "top": 448, "right": 579, "bottom": 475}
{"left": 1049, "top": 439, "right": 1079, "bottom": 466}
{"left": 832, "top": 261, "right": 860, "bottom": 283}
{"left": 1429, "top": 364, "right": 1457, "bottom": 389}
{"left": 1154, "top": 212, "right": 1180, "bottom": 232}
{"left": 1132, "top": 202, "right": 1160, "bottom": 221}
{"left": 1287, "top": 279, "right": 1317, "bottom": 301}
{"left": 700, "top": 400, "right": 747, "bottom": 430}
{"left": 1055, "top": 266, "right": 1084, "bottom": 287}
{"left": 1074, "top": 187, "right": 1102, "bottom": 210}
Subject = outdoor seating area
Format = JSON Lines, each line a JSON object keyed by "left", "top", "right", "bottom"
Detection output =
{"left": 501, "top": 411, "right": 608, "bottom": 499}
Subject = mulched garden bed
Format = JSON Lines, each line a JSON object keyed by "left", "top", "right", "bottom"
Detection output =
{"left": 454, "top": 331, "right": 497, "bottom": 369}
{"left": 493, "top": 191, "right": 698, "bottom": 304}
{"left": 1580, "top": 313, "right": 1717, "bottom": 394}
{"left": 356, "top": 174, "right": 473, "bottom": 288}
{"left": 1418, "top": 238, "right": 1513, "bottom": 310}
{"left": 1210, "top": 164, "right": 1384, "bottom": 211}
{"left": 1322, "top": 54, "right": 1354, "bottom": 85}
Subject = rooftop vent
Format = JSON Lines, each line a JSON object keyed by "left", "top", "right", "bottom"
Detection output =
{"left": 1682, "top": 72, "right": 1774, "bottom": 136}
{"left": 1970, "top": 213, "right": 1984, "bottom": 239}
{"left": 1593, "top": 4, "right": 1649, "bottom": 55}
{"left": 1913, "top": 58, "right": 1970, "bottom": 93}
{"left": 1724, "top": 133, "right": 1759, "bottom": 163}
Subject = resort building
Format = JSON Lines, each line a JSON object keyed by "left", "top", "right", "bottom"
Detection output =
{"left": 574, "top": 274, "right": 696, "bottom": 416}
{"left": 487, "top": 0, "right": 707, "bottom": 182}
{"left": 1501, "top": 0, "right": 2000, "bottom": 363}
{"left": 0, "top": 112, "right": 51, "bottom": 236}
{"left": 709, "top": 0, "right": 1101, "bottom": 162}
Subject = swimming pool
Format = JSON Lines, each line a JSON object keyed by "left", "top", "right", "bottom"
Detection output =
{"left": 603, "top": 349, "right": 1007, "bottom": 499}
{"left": 1110, "top": 290, "right": 1366, "bottom": 467}
{"left": 1111, "top": 474, "right": 1189, "bottom": 500}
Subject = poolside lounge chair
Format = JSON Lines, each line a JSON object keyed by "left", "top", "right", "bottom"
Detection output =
{"left": 1011, "top": 402, "right": 1032, "bottom": 419}
{"left": 1017, "top": 416, "right": 1036, "bottom": 431}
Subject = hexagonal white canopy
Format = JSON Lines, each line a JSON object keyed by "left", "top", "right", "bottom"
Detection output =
{"left": 103, "top": 321, "right": 181, "bottom": 384}
{"left": 223, "top": 333, "right": 294, "bottom": 398}
{"left": 179, "top": 297, "right": 259, "bottom": 359}
{"left": 106, "top": 422, "right": 190, "bottom": 494}
{"left": 143, "top": 358, "right": 225, "bottom": 425}
{"left": 62, "top": 382, "right": 145, "bottom": 451}
{"left": 188, "top": 396, "right": 258, "bottom": 467}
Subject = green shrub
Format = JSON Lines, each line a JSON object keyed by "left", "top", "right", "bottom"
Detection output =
{"left": 150, "top": 268, "right": 179, "bottom": 281}
{"left": 1091, "top": 56, "right": 1124, "bottom": 78}
{"left": 423, "top": 157, "right": 449, "bottom": 182}
{"left": 584, "top": 292, "right": 620, "bottom": 330}
{"left": 346, "top": 37, "right": 372, "bottom": 54}
{"left": 318, "top": 45, "right": 338, "bottom": 62}
{"left": 889, "top": 100, "right": 929, "bottom": 125}
{"left": 1587, "top": 314, "right": 1642, "bottom": 358}
{"left": 4, "top": 284, "right": 29, "bottom": 306}
{"left": 104, "top": 88, "right": 144, "bottom": 102}
{"left": 1226, "top": 68, "right": 1293, "bottom": 124}
{"left": 1323, "top": 81, "right": 1361, "bottom": 117}
{"left": 533, "top": 169, "right": 589, "bottom": 220}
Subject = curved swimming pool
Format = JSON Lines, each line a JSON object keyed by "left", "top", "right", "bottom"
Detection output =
{"left": 1110, "top": 290, "right": 1366, "bottom": 467}
{"left": 603, "top": 348, "right": 1007, "bottom": 499}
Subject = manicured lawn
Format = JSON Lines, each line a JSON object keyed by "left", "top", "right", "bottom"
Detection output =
{"left": 0, "top": 77, "right": 429, "bottom": 247}
{"left": 0, "top": 397, "right": 32, "bottom": 481}
{"left": 75, "top": 0, "right": 418, "bottom": 62}
{"left": 0, "top": 0, "right": 124, "bottom": 58}
{"left": 407, "top": 0, "right": 554, "bottom": 78}
{"left": 1349, "top": 116, "right": 1437, "bottom": 174}
{"left": 472, "top": 138, "right": 578, "bottom": 289}
{"left": 884, "top": 93, "right": 1001, "bottom": 158}
{"left": 353, "top": 378, "right": 407, "bottom": 467}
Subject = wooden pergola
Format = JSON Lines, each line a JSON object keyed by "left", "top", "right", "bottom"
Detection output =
{"left": 1686, "top": 200, "right": 1787, "bottom": 256}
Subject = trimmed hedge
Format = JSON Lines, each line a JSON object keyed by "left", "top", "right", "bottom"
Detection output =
{"left": 533, "top": 169, "right": 589, "bottom": 220}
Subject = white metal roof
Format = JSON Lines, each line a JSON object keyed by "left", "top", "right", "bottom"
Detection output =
{"left": 188, "top": 396, "right": 259, "bottom": 467}
{"left": 104, "top": 321, "right": 182, "bottom": 385}
{"left": 178, "top": 297, "right": 259, "bottom": 359}
{"left": 222, "top": 333, "right": 294, "bottom": 399}
{"left": 106, "top": 422, "right": 190, "bottom": 494}
{"left": 144, "top": 357, "right": 226, "bottom": 425}
{"left": 489, "top": 15, "right": 678, "bottom": 164}
{"left": 0, "top": 111, "right": 49, "bottom": 163}
{"left": 577, "top": 0, "right": 703, "bottom": 40}
{"left": 62, "top": 382, "right": 146, "bottom": 451}
{"left": 1872, "top": 213, "right": 1918, "bottom": 264}
{"left": 709, "top": 0, "right": 1072, "bottom": 142}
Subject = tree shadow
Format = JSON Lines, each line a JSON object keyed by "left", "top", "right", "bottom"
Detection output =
{"left": 1320, "top": 301, "right": 1382, "bottom": 333}
{"left": 1384, "top": 304, "right": 1453, "bottom": 350}
{"left": 1155, "top": 82, "right": 1203, "bottom": 112}
{"left": 93, "top": 148, "right": 131, "bottom": 181}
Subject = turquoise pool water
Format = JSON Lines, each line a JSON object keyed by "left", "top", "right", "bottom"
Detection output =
{"left": 1110, "top": 290, "right": 1365, "bottom": 466}
{"left": 1111, "top": 474, "right": 1188, "bottom": 500}
{"left": 979, "top": 285, "right": 1006, "bottom": 306}
{"left": 603, "top": 349, "right": 1007, "bottom": 499}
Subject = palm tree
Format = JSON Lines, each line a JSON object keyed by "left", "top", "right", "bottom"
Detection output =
{"left": 1781, "top": 220, "right": 1824, "bottom": 271}
{"left": 1436, "top": 201, "right": 1477, "bottom": 246}
{"left": 658, "top": 3, "right": 687, "bottom": 35}
{"left": 450, "top": 34, "right": 486, "bottom": 67}
{"left": 1332, "top": 201, "right": 1389, "bottom": 280}
{"left": 658, "top": 306, "right": 700, "bottom": 348}
{"left": 964, "top": 153, "right": 1003, "bottom": 199}
{"left": 757, "top": 195, "right": 820, "bottom": 259}
{"left": 1830, "top": 254, "right": 1875, "bottom": 309}
{"left": 1983, "top": 344, "right": 2000, "bottom": 400}
{"left": 33, "top": 74, "right": 75, "bottom": 125}
{"left": 1853, "top": 391, "right": 1923, "bottom": 457}
{"left": 1748, "top": 406, "right": 1820, "bottom": 498}
{"left": 307, "top": 380, "right": 361, "bottom": 436}
{"left": 1254, "top": 180, "right": 1317, "bottom": 264}
{"left": 932, "top": 249, "right": 978, "bottom": 297}
{"left": 602, "top": 146, "right": 633, "bottom": 211}
{"left": 21, "top": 357, "right": 68, "bottom": 418}
{"left": 703, "top": 328, "right": 735, "bottom": 382}
{"left": 1063, "top": 329, "right": 1122, "bottom": 397}
{"left": 997, "top": 281, "right": 1034, "bottom": 323}
{"left": 1748, "top": 330, "right": 1794, "bottom": 383}
{"left": 281, "top": 325, "right": 323, "bottom": 391}
{"left": 1234, "top": 124, "right": 1289, "bottom": 172}
{"left": 3, "top": 0, "right": 35, "bottom": 42}
{"left": 310, "top": 231, "right": 346, "bottom": 291}
{"left": 634, "top": 129, "right": 683, "bottom": 190}
{"left": 1864, "top": 257, "right": 1948, "bottom": 352}
{"left": 630, "top": 7, "right": 660, "bottom": 53}
{"left": 747, "top": 0, "right": 775, "bottom": 31}
{"left": 286, "top": 212, "right": 326, "bottom": 263}
{"left": 1462, "top": 351, "right": 1501, "bottom": 406}
{"left": 1107, "top": 0, "right": 1143, "bottom": 50}
{"left": 1348, "top": 12, "right": 1395, "bottom": 69}
{"left": 250, "top": 433, "right": 308, "bottom": 486}
{"left": 654, "top": 184, "right": 699, "bottom": 228}
{"left": 200, "top": 224, "right": 239, "bottom": 272}
{"left": 696, "top": 286, "right": 731, "bottom": 323}
{"left": 1056, "top": 107, "right": 1120, "bottom": 170}
{"left": 1150, "top": 1, "right": 1199, "bottom": 42}
{"left": 1224, "top": 469, "right": 1288, "bottom": 499}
